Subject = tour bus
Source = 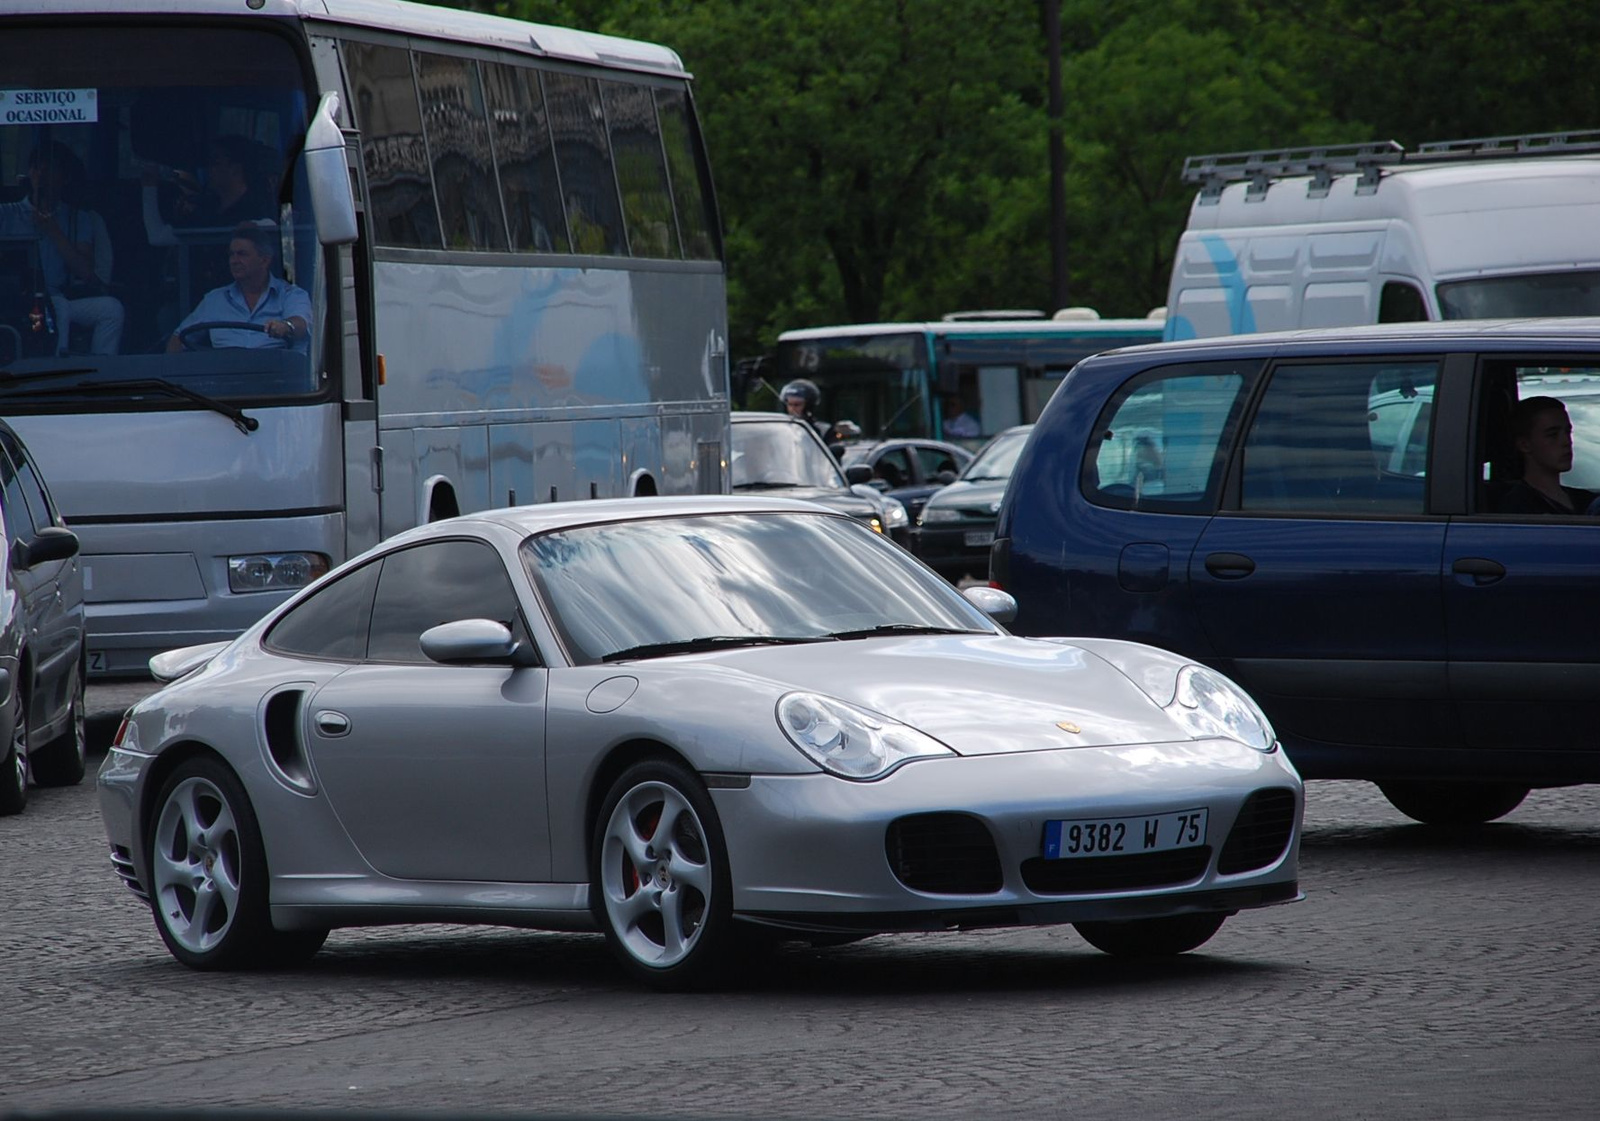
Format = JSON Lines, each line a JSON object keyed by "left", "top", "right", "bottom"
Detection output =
{"left": 0, "top": 0, "right": 729, "bottom": 677}
{"left": 768, "top": 309, "right": 1166, "bottom": 445}
{"left": 1165, "top": 131, "right": 1600, "bottom": 341}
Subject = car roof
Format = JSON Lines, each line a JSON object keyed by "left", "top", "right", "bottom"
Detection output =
{"left": 1140, "top": 317, "right": 1600, "bottom": 360}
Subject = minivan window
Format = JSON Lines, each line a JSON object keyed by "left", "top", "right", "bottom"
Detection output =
{"left": 1239, "top": 361, "right": 1437, "bottom": 514}
{"left": 1085, "top": 362, "right": 1251, "bottom": 512}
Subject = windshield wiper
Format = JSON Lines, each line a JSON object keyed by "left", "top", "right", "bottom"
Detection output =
{"left": 732, "top": 480, "right": 805, "bottom": 490}
{"left": 825, "top": 624, "right": 983, "bottom": 640}
{"left": 601, "top": 634, "right": 835, "bottom": 663}
{"left": 0, "top": 376, "right": 258, "bottom": 435}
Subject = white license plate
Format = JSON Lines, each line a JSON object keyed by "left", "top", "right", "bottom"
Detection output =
{"left": 1043, "top": 808, "right": 1208, "bottom": 859}
{"left": 964, "top": 529, "right": 995, "bottom": 548}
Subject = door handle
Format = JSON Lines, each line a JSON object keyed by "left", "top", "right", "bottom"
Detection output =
{"left": 1451, "top": 557, "right": 1506, "bottom": 586}
{"left": 314, "top": 710, "right": 351, "bottom": 736}
{"left": 1204, "top": 552, "right": 1256, "bottom": 579}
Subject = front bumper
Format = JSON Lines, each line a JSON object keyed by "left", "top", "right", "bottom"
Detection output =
{"left": 712, "top": 739, "right": 1302, "bottom": 931}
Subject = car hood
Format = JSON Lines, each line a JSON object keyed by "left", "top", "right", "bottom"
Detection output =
{"left": 690, "top": 634, "right": 1187, "bottom": 754}
{"left": 732, "top": 484, "right": 880, "bottom": 518}
{"left": 925, "top": 477, "right": 1008, "bottom": 514}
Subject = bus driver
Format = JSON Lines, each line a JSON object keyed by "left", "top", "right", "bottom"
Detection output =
{"left": 167, "top": 221, "right": 309, "bottom": 352}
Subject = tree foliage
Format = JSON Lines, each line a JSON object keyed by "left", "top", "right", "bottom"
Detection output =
{"left": 454, "top": 0, "right": 1600, "bottom": 357}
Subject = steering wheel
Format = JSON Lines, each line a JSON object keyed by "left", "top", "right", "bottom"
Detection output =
{"left": 175, "top": 321, "right": 272, "bottom": 351}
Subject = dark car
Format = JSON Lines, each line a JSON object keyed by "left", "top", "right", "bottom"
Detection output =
{"left": 993, "top": 319, "right": 1600, "bottom": 826}
{"left": 0, "top": 419, "right": 87, "bottom": 814}
{"left": 838, "top": 437, "right": 973, "bottom": 522}
{"left": 913, "top": 425, "right": 1032, "bottom": 581}
{"left": 730, "top": 412, "right": 910, "bottom": 543}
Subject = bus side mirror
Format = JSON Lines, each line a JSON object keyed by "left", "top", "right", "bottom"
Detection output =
{"left": 305, "top": 92, "right": 358, "bottom": 246}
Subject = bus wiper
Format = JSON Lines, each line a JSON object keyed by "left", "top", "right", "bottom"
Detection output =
{"left": 0, "top": 376, "right": 258, "bottom": 435}
{"left": 825, "top": 624, "right": 981, "bottom": 640}
{"left": 601, "top": 634, "right": 835, "bottom": 662}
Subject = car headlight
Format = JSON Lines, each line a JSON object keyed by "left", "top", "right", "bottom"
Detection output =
{"left": 228, "top": 552, "right": 331, "bottom": 593}
{"left": 919, "top": 506, "right": 960, "bottom": 524}
{"left": 881, "top": 498, "right": 909, "bottom": 529}
{"left": 1164, "top": 665, "right": 1276, "bottom": 752}
{"left": 777, "top": 692, "right": 954, "bottom": 779}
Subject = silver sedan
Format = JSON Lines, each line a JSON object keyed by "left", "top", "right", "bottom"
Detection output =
{"left": 98, "top": 496, "right": 1302, "bottom": 989}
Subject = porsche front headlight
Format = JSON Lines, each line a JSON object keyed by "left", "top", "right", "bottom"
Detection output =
{"left": 1165, "top": 665, "right": 1276, "bottom": 752}
{"left": 777, "top": 692, "right": 953, "bottom": 779}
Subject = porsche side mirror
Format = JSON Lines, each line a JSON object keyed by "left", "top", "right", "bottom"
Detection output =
{"left": 420, "top": 619, "right": 539, "bottom": 667}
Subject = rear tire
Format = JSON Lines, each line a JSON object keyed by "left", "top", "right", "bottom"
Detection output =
{"left": 1074, "top": 912, "right": 1227, "bottom": 957}
{"left": 147, "top": 756, "right": 323, "bottom": 970}
{"left": 1378, "top": 781, "right": 1529, "bottom": 826}
{"left": 31, "top": 658, "right": 87, "bottom": 787}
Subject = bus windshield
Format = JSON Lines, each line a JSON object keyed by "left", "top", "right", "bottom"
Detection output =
{"left": 0, "top": 25, "right": 325, "bottom": 406}
{"left": 773, "top": 333, "right": 929, "bottom": 438}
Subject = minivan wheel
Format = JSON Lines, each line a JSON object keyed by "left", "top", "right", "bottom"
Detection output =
{"left": 0, "top": 688, "right": 29, "bottom": 815}
{"left": 1377, "top": 781, "right": 1530, "bottom": 826}
{"left": 31, "top": 661, "right": 87, "bottom": 787}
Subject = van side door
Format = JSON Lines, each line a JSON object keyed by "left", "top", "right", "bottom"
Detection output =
{"left": 1187, "top": 357, "right": 1454, "bottom": 769}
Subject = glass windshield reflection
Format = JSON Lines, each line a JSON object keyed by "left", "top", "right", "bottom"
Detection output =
{"left": 522, "top": 512, "right": 992, "bottom": 665}
{"left": 731, "top": 419, "right": 845, "bottom": 488}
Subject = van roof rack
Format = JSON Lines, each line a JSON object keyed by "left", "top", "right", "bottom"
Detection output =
{"left": 1183, "top": 129, "right": 1600, "bottom": 203}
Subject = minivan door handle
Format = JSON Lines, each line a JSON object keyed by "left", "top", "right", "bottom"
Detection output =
{"left": 1451, "top": 557, "right": 1506, "bottom": 586}
{"left": 314, "top": 710, "right": 351, "bottom": 737}
{"left": 1204, "top": 552, "right": 1256, "bottom": 579}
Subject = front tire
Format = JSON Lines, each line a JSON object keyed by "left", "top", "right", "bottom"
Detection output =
{"left": 1377, "top": 781, "right": 1530, "bottom": 826}
{"left": 591, "top": 758, "right": 737, "bottom": 990}
{"left": 1074, "top": 912, "right": 1227, "bottom": 957}
{"left": 147, "top": 756, "right": 324, "bottom": 970}
{"left": 0, "top": 687, "right": 27, "bottom": 816}
{"left": 31, "top": 658, "right": 87, "bottom": 787}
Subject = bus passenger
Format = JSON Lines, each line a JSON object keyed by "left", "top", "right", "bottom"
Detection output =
{"left": 0, "top": 142, "right": 124, "bottom": 355}
{"left": 167, "top": 222, "right": 309, "bottom": 352}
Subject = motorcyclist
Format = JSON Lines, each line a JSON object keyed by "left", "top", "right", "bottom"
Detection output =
{"left": 781, "top": 378, "right": 846, "bottom": 444}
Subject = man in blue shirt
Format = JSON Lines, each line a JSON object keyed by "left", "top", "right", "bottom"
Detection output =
{"left": 167, "top": 221, "right": 309, "bottom": 352}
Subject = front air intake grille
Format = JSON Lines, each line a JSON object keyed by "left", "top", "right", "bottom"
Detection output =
{"left": 109, "top": 844, "right": 147, "bottom": 899}
{"left": 886, "top": 813, "right": 1003, "bottom": 895}
{"left": 1021, "top": 846, "right": 1212, "bottom": 894}
{"left": 1217, "top": 788, "right": 1297, "bottom": 874}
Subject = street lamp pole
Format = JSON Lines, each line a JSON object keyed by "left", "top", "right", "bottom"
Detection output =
{"left": 1046, "top": 0, "right": 1068, "bottom": 312}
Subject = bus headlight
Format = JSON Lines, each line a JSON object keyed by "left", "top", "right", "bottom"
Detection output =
{"left": 228, "top": 552, "right": 331, "bottom": 593}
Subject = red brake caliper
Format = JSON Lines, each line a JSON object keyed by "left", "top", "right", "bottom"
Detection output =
{"left": 624, "top": 802, "right": 663, "bottom": 896}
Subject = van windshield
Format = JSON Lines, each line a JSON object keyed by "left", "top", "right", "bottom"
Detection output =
{"left": 1437, "top": 271, "right": 1600, "bottom": 319}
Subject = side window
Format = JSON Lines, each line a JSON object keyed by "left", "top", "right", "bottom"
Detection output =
{"left": 415, "top": 53, "right": 507, "bottom": 251}
{"left": 543, "top": 72, "right": 627, "bottom": 256}
{"left": 1480, "top": 363, "right": 1600, "bottom": 515}
{"left": 1085, "top": 362, "right": 1251, "bottom": 512}
{"left": 654, "top": 86, "right": 718, "bottom": 260}
{"left": 915, "top": 445, "right": 959, "bottom": 478}
{"left": 263, "top": 561, "right": 380, "bottom": 661}
{"left": 1378, "top": 282, "right": 1429, "bottom": 323}
{"left": 367, "top": 539, "right": 528, "bottom": 664}
{"left": 481, "top": 62, "right": 569, "bottom": 254}
{"left": 0, "top": 440, "right": 36, "bottom": 544}
{"left": 1239, "top": 361, "right": 1437, "bottom": 514}
{"left": 0, "top": 430, "right": 57, "bottom": 529}
{"left": 872, "top": 448, "right": 913, "bottom": 488}
{"left": 343, "top": 41, "right": 441, "bottom": 249}
{"left": 602, "top": 81, "right": 679, "bottom": 259}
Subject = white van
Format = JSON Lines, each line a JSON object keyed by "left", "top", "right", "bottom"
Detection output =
{"left": 1164, "top": 131, "right": 1600, "bottom": 341}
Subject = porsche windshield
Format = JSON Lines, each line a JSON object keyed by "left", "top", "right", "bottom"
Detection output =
{"left": 522, "top": 512, "right": 991, "bottom": 664}
{"left": 0, "top": 25, "right": 326, "bottom": 407}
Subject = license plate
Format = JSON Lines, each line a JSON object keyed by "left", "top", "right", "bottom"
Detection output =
{"left": 1043, "top": 808, "right": 1208, "bottom": 859}
{"left": 964, "top": 529, "right": 995, "bottom": 548}
{"left": 87, "top": 650, "right": 107, "bottom": 674}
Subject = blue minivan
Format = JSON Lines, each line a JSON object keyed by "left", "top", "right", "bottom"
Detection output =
{"left": 993, "top": 319, "right": 1600, "bottom": 825}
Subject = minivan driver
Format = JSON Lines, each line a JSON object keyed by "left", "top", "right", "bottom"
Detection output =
{"left": 168, "top": 221, "right": 309, "bottom": 352}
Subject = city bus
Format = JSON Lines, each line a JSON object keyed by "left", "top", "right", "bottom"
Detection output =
{"left": 766, "top": 309, "right": 1166, "bottom": 445}
{"left": 0, "top": 0, "right": 729, "bottom": 677}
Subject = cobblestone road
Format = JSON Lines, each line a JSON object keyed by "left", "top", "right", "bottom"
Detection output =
{"left": 2, "top": 685, "right": 1597, "bottom": 1119}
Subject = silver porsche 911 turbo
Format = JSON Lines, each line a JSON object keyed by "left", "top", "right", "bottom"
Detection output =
{"left": 98, "top": 496, "right": 1302, "bottom": 989}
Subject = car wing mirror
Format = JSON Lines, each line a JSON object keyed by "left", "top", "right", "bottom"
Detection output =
{"left": 843, "top": 463, "right": 874, "bottom": 485}
{"left": 962, "top": 585, "right": 1017, "bottom": 624}
{"left": 13, "top": 525, "right": 79, "bottom": 569}
{"left": 420, "top": 618, "right": 539, "bottom": 666}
